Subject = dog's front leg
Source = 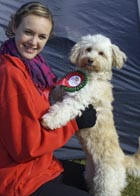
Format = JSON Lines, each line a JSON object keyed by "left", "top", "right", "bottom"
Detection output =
{"left": 41, "top": 94, "right": 88, "bottom": 129}
{"left": 41, "top": 84, "right": 93, "bottom": 129}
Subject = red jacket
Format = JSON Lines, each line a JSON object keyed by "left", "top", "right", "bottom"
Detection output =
{"left": 0, "top": 54, "right": 78, "bottom": 196}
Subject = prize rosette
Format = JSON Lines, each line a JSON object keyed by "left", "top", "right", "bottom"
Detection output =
{"left": 56, "top": 71, "right": 88, "bottom": 92}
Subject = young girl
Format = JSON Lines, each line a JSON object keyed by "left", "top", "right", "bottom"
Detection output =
{"left": 0, "top": 2, "right": 96, "bottom": 196}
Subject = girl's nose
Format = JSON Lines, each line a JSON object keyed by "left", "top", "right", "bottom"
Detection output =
{"left": 30, "top": 36, "right": 38, "bottom": 45}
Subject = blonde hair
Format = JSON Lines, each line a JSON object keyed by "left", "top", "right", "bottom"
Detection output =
{"left": 5, "top": 2, "right": 54, "bottom": 38}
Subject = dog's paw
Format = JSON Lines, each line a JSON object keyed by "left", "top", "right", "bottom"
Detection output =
{"left": 41, "top": 114, "right": 55, "bottom": 130}
{"left": 41, "top": 112, "right": 64, "bottom": 130}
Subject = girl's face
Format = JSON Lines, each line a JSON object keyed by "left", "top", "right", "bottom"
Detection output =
{"left": 13, "top": 14, "right": 52, "bottom": 59}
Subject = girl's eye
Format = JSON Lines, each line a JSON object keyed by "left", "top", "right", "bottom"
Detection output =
{"left": 24, "top": 30, "right": 32, "bottom": 35}
{"left": 39, "top": 35, "right": 47, "bottom": 40}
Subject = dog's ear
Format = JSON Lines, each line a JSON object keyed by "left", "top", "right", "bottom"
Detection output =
{"left": 69, "top": 43, "right": 81, "bottom": 65}
{"left": 111, "top": 44, "right": 127, "bottom": 69}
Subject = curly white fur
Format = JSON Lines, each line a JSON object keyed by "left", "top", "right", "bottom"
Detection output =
{"left": 42, "top": 34, "right": 140, "bottom": 196}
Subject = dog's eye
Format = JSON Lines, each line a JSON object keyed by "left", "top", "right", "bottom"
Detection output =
{"left": 86, "top": 47, "right": 92, "bottom": 52}
{"left": 99, "top": 51, "right": 104, "bottom": 55}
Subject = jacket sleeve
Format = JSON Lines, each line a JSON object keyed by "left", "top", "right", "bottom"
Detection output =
{"left": 0, "top": 64, "right": 78, "bottom": 163}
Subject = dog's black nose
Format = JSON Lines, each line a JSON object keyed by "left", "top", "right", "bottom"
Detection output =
{"left": 87, "top": 58, "right": 93, "bottom": 65}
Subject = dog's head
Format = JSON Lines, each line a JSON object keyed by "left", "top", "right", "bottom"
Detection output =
{"left": 70, "top": 34, "right": 127, "bottom": 74}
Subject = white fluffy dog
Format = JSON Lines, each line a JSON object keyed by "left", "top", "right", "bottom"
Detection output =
{"left": 42, "top": 34, "right": 140, "bottom": 196}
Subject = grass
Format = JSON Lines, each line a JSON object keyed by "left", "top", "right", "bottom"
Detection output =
{"left": 122, "top": 176, "right": 140, "bottom": 196}
{"left": 72, "top": 159, "right": 140, "bottom": 196}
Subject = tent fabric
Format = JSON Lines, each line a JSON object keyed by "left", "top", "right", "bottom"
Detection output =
{"left": 0, "top": 0, "right": 140, "bottom": 160}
